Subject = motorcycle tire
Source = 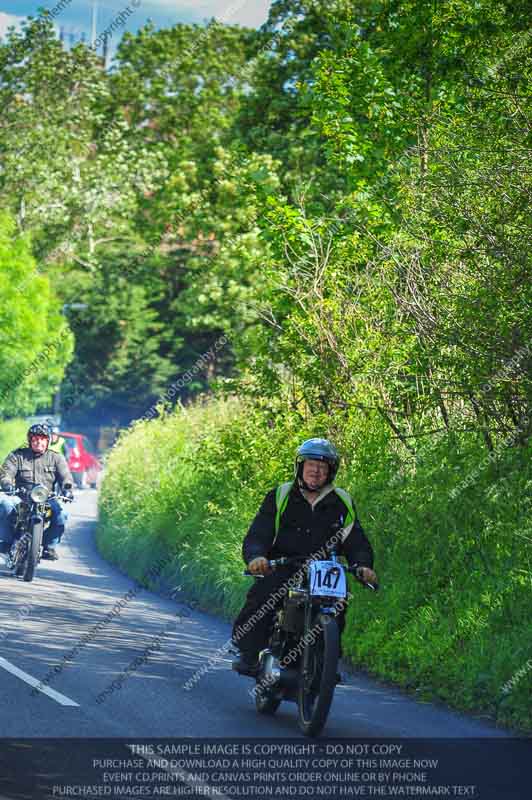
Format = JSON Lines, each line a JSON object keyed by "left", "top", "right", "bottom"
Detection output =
{"left": 23, "top": 521, "right": 43, "bottom": 582}
{"left": 297, "top": 613, "right": 339, "bottom": 737}
{"left": 10, "top": 539, "right": 26, "bottom": 577}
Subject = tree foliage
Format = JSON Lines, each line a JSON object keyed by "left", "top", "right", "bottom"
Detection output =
{"left": 0, "top": 1, "right": 529, "bottom": 447}
{"left": 0, "top": 213, "right": 73, "bottom": 416}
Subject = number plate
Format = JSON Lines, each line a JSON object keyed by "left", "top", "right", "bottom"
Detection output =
{"left": 309, "top": 560, "right": 347, "bottom": 599}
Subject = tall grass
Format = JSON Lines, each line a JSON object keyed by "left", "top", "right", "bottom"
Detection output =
{"left": 98, "top": 396, "right": 532, "bottom": 732}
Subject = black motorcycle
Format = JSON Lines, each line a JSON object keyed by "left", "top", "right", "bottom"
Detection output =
{"left": 238, "top": 548, "right": 378, "bottom": 737}
{"left": 4, "top": 485, "right": 72, "bottom": 582}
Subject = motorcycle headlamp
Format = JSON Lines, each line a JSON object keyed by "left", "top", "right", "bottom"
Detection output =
{"left": 30, "top": 484, "right": 49, "bottom": 504}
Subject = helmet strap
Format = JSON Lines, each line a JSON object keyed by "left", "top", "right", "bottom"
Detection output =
{"left": 296, "top": 462, "right": 330, "bottom": 492}
{"left": 298, "top": 476, "right": 318, "bottom": 493}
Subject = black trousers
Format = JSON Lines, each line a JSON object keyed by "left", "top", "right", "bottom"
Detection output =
{"left": 232, "top": 567, "right": 348, "bottom": 656}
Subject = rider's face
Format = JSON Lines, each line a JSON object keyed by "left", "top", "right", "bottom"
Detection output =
{"left": 30, "top": 435, "right": 49, "bottom": 454}
{"left": 302, "top": 459, "right": 329, "bottom": 491}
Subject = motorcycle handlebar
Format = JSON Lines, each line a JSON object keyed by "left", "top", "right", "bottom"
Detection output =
{"left": 358, "top": 578, "right": 379, "bottom": 592}
{"left": 50, "top": 493, "right": 74, "bottom": 503}
{"left": 2, "top": 488, "right": 73, "bottom": 503}
{"left": 242, "top": 554, "right": 308, "bottom": 577}
{"left": 243, "top": 557, "right": 379, "bottom": 592}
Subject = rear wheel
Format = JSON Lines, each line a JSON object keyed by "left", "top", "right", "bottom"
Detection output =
{"left": 297, "top": 613, "right": 339, "bottom": 737}
{"left": 23, "top": 521, "right": 43, "bottom": 582}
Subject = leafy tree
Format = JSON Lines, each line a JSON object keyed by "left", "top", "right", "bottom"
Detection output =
{"left": 236, "top": 0, "right": 356, "bottom": 209}
{"left": 100, "top": 21, "right": 277, "bottom": 386}
{"left": 0, "top": 1, "right": 529, "bottom": 448}
{"left": 0, "top": 15, "right": 166, "bottom": 265}
{"left": 0, "top": 212, "right": 73, "bottom": 417}
{"left": 245, "top": 0, "right": 532, "bottom": 448}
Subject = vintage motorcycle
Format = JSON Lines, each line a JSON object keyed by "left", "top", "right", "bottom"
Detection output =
{"left": 236, "top": 548, "right": 378, "bottom": 737}
{"left": 4, "top": 485, "right": 72, "bottom": 582}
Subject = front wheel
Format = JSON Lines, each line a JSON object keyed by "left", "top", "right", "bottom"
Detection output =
{"left": 23, "top": 521, "right": 43, "bottom": 582}
{"left": 297, "top": 613, "right": 339, "bottom": 737}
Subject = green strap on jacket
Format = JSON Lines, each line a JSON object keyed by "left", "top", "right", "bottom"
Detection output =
{"left": 273, "top": 481, "right": 356, "bottom": 543}
{"left": 274, "top": 481, "right": 294, "bottom": 539}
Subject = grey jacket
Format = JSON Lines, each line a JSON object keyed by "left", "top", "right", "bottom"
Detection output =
{"left": 0, "top": 448, "right": 74, "bottom": 493}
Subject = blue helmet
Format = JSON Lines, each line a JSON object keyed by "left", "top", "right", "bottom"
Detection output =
{"left": 295, "top": 438, "right": 340, "bottom": 483}
{"left": 27, "top": 423, "right": 51, "bottom": 443}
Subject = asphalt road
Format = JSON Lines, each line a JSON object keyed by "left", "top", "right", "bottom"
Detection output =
{"left": 0, "top": 490, "right": 516, "bottom": 740}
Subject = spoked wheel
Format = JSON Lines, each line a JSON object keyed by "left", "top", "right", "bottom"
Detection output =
{"left": 23, "top": 522, "right": 43, "bottom": 582}
{"left": 297, "top": 613, "right": 339, "bottom": 737}
{"left": 9, "top": 537, "right": 28, "bottom": 577}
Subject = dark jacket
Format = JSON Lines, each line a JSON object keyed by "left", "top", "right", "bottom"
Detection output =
{"left": 0, "top": 447, "right": 74, "bottom": 493}
{"left": 242, "top": 482, "right": 373, "bottom": 568}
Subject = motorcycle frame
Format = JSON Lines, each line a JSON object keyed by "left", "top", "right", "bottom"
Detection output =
{"left": 269, "top": 552, "right": 346, "bottom": 695}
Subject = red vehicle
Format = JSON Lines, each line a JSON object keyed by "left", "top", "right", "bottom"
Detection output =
{"left": 57, "top": 432, "right": 101, "bottom": 489}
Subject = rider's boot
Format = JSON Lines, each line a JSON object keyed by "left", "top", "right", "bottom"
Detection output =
{"left": 232, "top": 650, "right": 260, "bottom": 676}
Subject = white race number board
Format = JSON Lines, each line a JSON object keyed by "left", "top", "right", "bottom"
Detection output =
{"left": 309, "top": 560, "right": 347, "bottom": 599}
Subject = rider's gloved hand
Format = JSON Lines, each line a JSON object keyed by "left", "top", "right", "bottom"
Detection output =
{"left": 62, "top": 488, "right": 74, "bottom": 501}
{"left": 248, "top": 557, "right": 271, "bottom": 575}
{"left": 355, "top": 566, "right": 378, "bottom": 585}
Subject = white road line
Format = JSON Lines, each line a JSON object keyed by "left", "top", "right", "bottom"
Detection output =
{"left": 0, "top": 656, "right": 79, "bottom": 707}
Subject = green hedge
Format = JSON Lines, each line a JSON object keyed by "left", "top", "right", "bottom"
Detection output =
{"left": 97, "top": 397, "right": 532, "bottom": 732}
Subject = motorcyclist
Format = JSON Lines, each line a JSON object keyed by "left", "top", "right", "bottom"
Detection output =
{"left": 48, "top": 424, "right": 67, "bottom": 457}
{"left": 232, "top": 437, "right": 378, "bottom": 674}
{"left": 0, "top": 424, "right": 74, "bottom": 561}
